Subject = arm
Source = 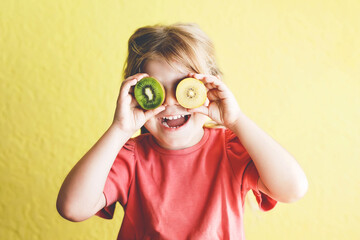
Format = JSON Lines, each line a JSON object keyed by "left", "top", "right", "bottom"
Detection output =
{"left": 188, "top": 73, "right": 308, "bottom": 203}
{"left": 228, "top": 112, "right": 308, "bottom": 203}
{"left": 56, "top": 73, "right": 165, "bottom": 222}
{"left": 56, "top": 125, "right": 132, "bottom": 222}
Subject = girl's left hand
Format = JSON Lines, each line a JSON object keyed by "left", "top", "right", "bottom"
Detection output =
{"left": 187, "top": 73, "right": 243, "bottom": 130}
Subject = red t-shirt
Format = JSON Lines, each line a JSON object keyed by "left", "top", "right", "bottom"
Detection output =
{"left": 96, "top": 127, "right": 277, "bottom": 239}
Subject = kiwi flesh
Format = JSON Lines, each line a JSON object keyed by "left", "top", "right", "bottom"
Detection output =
{"left": 176, "top": 78, "right": 207, "bottom": 109}
{"left": 134, "top": 77, "right": 165, "bottom": 110}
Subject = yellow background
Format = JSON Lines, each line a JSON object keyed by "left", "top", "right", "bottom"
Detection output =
{"left": 1, "top": 0, "right": 359, "bottom": 239}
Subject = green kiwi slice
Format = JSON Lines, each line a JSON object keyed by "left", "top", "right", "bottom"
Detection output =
{"left": 134, "top": 77, "right": 165, "bottom": 110}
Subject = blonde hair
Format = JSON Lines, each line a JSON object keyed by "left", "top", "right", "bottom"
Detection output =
{"left": 123, "top": 23, "right": 222, "bottom": 79}
{"left": 124, "top": 23, "right": 223, "bottom": 134}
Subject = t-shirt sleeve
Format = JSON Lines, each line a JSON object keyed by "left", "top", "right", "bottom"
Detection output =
{"left": 225, "top": 129, "right": 277, "bottom": 211}
{"left": 96, "top": 139, "right": 136, "bottom": 219}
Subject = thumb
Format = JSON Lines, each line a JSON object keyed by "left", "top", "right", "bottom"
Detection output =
{"left": 144, "top": 105, "right": 166, "bottom": 121}
{"left": 187, "top": 106, "right": 209, "bottom": 116}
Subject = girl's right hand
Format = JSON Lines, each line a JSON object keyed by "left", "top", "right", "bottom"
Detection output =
{"left": 111, "top": 73, "right": 165, "bottom": 135}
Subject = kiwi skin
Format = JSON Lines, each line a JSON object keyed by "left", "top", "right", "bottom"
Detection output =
{"left": 134, "top": 77, "right": 165, "bottom": 110}
{"left": 176, "top": 78, "right": 207, "bottom": 109}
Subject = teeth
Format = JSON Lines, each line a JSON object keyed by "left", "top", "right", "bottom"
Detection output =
{"left": 162, "top": 114, "right": 187, "bottom": 120}
{"left": 162, "top": 121, "right": 169, "bottom": 128}
{"left": 160, "top": 114, "right": 190, "bottom": 129}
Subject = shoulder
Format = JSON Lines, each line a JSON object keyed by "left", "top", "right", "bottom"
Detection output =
{"left": 204, "top": 125, "right": 226, "bottom": 137}
{"left": 128, "top": 133, "right": 155, "bottom": 157}
{"left": 115, "top": 134, "right": 150, "bottom": 159}
{"left": 216, "top": 127, "right": 249, "bottom": 161}
{"left": 202, "top": 126, "right": 241, "bottom": 147}
{"left": 204, "top": 126, "right": 241, "bottom": 146}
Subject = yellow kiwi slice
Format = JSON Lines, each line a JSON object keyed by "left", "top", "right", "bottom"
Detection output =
{"left": 176, "top": 78, "right": 207, "bottom": 109}
{"left": 134, "top": 77, "right": 165, "bottom": 110}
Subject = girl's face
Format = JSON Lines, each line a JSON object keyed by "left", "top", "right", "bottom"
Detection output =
{"left": 142, "top": 58, "right": 208, "bottom": 150}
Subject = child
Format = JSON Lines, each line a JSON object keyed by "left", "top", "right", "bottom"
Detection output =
{"left": 57, "top": 23, "right": 308, "bottom": 239}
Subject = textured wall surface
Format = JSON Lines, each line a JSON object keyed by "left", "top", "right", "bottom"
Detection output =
{"left": 1, "top": 0, "right": 359, "bottom": 239}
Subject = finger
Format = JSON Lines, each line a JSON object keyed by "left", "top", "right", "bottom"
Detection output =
{"left": 120, "top": 73, "right": 151, "bottom": 101}
{"left": 187, "top": 73, "right": 230, "bottom": 97}
{"left": 205, "top": 83, "right": 215, "bottom": 90}
{"left": 190, "top": 73, "right": 226, "bottom": 90}
{"left": 144, "top": 105, "right": 166, "bottom": 120}
{"left": 119, "top": 78, "right": 138, "bottom": 101}
{"left": 130, "top": 95, "right": 140, "bottom": 107}
{"left": 187, "top": 72, "right": 198, "bottom": 78}
{"left": 187, "top": 105, "right": 209, "bottom": 116}
{"left": 190, "top": 73, "right": 214, "bottom": 80}
{"left": 188, "top": 73, "right": 214, "bottom": 82}
{"left": 202, "top": 76, "right": 226, "bottom": 90}
{"left": 188, "top": 73, "right": 206, "bottom": 80}
{"left": 122, "top": 73, "right": 149, "bottom": 90}
{"left": 124, "top": 73, "right": 149, "bottom": 81}
{"left": 206, "top": 80, "right": 232, "bottom": 99}
{"left": 188, "top": 73, "right": 215, "bottom": 91}
{"left": 207, "top": 89, "right": 220, "bottom": 101}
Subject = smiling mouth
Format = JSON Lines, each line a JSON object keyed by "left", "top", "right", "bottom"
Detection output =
{"left": 160, "top": 114, "right": 191, "bottom": 129}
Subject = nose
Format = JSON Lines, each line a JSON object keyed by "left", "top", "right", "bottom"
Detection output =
{"left": 163, "top": 88, "right": 178, "bottom": 106}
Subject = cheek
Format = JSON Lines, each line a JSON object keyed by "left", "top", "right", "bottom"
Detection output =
{"left": 194, "top": 113, "right": 208, "bottom": 123}
{"left": 144, "top": 117, "right": 158, "bottom": 131}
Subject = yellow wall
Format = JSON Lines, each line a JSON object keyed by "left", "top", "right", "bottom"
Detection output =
{"left": 1, "top": 0, "right": 359, "bottom": 239}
